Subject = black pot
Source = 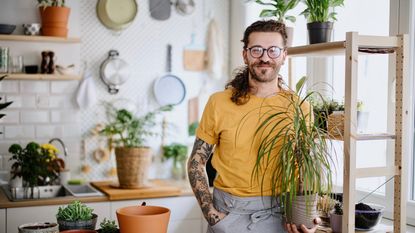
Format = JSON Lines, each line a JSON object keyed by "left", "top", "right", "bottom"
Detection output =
{"left": 307, "top": 22, "right": 333, "bottom": 44}
{"left": 57, "top": 213, "right": 98, "bottom": 231}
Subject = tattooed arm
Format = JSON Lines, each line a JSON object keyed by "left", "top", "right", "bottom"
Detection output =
{"left": 187, "top": 137, "right": 225, "bottom": 225}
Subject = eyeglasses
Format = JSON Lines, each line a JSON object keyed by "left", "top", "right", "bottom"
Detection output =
{"left": 246, "top": 46, "right": 285, "bottom": 59}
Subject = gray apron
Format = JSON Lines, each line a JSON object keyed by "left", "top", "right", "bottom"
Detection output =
{"left": 207, "top": 188, "right": 286, "bottom": 233}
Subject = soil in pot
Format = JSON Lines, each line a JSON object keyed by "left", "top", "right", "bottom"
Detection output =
{"left": 355, "top": 203, "right": 384, "bottom": 230}
{"left": 18, "top": 222, "right": 59, "bottom": 233}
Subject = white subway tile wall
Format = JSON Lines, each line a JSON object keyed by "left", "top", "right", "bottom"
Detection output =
{"left": 0, "top": 80, "right": 81, "bottom": 182}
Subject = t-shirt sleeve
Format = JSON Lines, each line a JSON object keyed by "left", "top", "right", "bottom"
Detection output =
{"left": 196, "top": 95, "right": 218, "bottom": 145}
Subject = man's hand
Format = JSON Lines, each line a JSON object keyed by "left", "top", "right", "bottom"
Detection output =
{"left": 286, "top": 217, "right": 321, "bottom": 233}
{"left": 209, "top": 210, "right": 227, "bottom": 226}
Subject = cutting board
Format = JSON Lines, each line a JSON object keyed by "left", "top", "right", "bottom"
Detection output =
{"left": 91, "top": 180, "right": 182, "bottom": 200}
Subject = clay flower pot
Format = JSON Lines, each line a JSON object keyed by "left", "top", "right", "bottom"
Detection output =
{"left": 116, "top": 205, "right": 170, "bottom": 233}
{"left": 39, "top": 6, "right": 70, "bottom": 37}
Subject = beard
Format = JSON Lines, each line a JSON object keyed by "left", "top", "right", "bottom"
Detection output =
{"left": 248, "top": 60, "right": 281, "bottom": 83}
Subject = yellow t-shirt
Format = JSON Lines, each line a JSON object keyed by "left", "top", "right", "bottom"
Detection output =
{"left": 197, "top": 89, "right": 310, "bottom": 197}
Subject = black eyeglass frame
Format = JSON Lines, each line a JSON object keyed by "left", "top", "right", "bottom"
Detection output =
{"left": 246, "top": 46, "right": 286, "bottom": 59}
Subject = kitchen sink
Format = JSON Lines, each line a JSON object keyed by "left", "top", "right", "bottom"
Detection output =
{"left": 0, "top": 183, "right": 103, "bottom": 201}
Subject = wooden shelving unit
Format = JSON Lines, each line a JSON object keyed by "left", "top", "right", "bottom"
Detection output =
{"left": 0, "top": 35, "right": 80, "bottom": 43}
{"left": 2, "top": 73, "right": 81, "bottom": 81}
{"left": 288, "top": 32, "right": 409, "bottom": 233}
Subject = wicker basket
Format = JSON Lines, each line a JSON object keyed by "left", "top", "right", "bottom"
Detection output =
{"left": 327, "top": 111, "right": 344, "bottom": 138}
{"left": 115, "top": 147, "right": 152, "bottom": 188}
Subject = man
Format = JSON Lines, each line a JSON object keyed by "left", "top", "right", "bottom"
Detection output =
{"left": 187, "top": 20, "right": 320, "bottom": 233}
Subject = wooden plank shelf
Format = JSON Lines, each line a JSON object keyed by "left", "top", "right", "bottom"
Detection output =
{"left": 0, "top": 35, "right": 80, "bottom": 43}
{"left": 2, "top": 73, "right": 81, "bottom": 80}
{"left": 328, "top": 133, "right": 395, "bottom": 141}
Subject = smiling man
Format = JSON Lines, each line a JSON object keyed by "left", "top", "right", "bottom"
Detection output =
{"left": 187, "top": 20, "right": 320, "bottom": 233}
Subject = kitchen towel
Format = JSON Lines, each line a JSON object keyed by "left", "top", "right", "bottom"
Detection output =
{"left": 76, "top": 70, "right": 97, "bottom": 109}
{"left": 206, "top": 18, "right": 225, "bottom": 80}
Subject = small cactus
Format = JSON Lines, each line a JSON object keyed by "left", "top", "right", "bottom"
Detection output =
{"left": 334, "top": 202, "right": 343, "bottom": 215}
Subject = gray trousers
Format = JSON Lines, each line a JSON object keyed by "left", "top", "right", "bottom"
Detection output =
{"left": 207, "top": 188, "right": 286, "bottom": 233}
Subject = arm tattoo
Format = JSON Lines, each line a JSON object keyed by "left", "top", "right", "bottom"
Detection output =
{"left": 187, "top": 137, "right": 219, "bottom": 225}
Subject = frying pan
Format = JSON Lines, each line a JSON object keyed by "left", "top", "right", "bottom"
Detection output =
{"left": 97, "top": 0, "right": 138, "bottom": 31}
{"left": 149, "top": 0, "right": 171, "bottom": 21}
{"left": 153, "top": 44, "right": 186, "bottom": 106}
{"left": 100, "top": 50, "right": 131, "bottom": 94}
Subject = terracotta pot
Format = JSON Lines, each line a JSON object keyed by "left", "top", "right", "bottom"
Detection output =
{"left": 39, "top": 6, "right": 70, "bottom": 37}
{"left": 18, "top": 222, "right": 59, "bottom": 233}
{"left": 116, "top": 205, "right": 170, "bottom": 233}
{"left": 115, "top": 147, "right": 152, "bottom": 188}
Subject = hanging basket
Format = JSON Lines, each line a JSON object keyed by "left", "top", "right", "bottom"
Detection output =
{"left": 115, "top": 147, "right": 152, "bottom": 188}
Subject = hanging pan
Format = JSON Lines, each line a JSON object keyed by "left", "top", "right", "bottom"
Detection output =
{"left": 100, "top": 50, "right": 131, "bottom": 94}
{"left": 153, "top": 44, "right": 186, "bottom": 106}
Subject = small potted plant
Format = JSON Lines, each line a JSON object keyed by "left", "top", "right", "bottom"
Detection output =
{"left": 100, "top": 104, "right": 172, "bottom": 188}
{"left": 248, "top": 0, "right": 300, "bottom": 47}
{"left": 98, "top": 218, "right": 119, "bottom": 233}
{"left": 300, "top": 0, "right": 345, "bottom": 44}
{"left": 162, "top": 143, "right": 188, "bottom": 180}
{"left": 329, "top": 201, "right": 343, "bottom": 233}
{"left": 37, "top": 0, "right": 70, "bottom": 37}
{"left": 56, "top": 200, "right": 98, "bottom": 231}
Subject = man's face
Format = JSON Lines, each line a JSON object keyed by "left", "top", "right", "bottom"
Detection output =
{"left": 243, "top": 32, "right": 287, "bottom": 83}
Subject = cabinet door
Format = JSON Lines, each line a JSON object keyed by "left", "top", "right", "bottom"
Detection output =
{"left": 111, "top": 196, "right": 203, "bottom": 233}
{"left": 0, "top": 208, "right": 6, "bottom": 233}
{"left": 6, "top": 202, "right": 111, "bottom": 233}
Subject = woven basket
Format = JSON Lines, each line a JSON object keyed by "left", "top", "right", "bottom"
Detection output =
{"left": 327, "top": 111, "right": 344, "bottom": 138}
{"left": 115, "top": 147, "right": 152, "bottom": 188}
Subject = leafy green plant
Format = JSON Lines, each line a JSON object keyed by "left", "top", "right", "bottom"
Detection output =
{"left": 334, "top": 201, "right": 343, "bottom": 215}
{"left": 248, "top": 0, "right": 300, "bottom": 23}
{"left": 56, "top": 200, "right": 94, "bottom": 221}
{"left": 9, "top": 142, "right": 61, "bottom": 188}
{"left": 100, "top": 104, "right": 173, "bottom": 148}
{"left": 252, "top": 76, "right": 334, "bottom": 221}
{"left": 37, "top": 0, "right": 66, "bottom": 7}
{"left": 300, "top": 0, "right": 344, "bottom": 23}
{"left": 99, "top": 218, "right": 118, "bottom": 233}
{"left": 163, "top": 143, "right": 188, "bottom": 165}
{"left": 0, "top": 75, "right": 13, "bottom": 134}
{"left": 188, "top": 121, "right": 199, "bottom": 136}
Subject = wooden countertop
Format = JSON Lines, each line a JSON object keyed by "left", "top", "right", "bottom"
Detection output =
{"left": 0, "top": 179, "right": 194, "bottom": 208}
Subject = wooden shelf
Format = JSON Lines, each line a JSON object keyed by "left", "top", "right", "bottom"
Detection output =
{"left": 0, "top": 35, "right": 80, "bottom": 43}
{"left": 2, "top": 73, "right": 81, "bottom": 80}
{"left": 328, "top": 133, "right": 395, "bottom": 141}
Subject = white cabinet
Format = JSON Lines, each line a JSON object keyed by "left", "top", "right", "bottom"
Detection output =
{"left": 1, "top": 208, "right": 6, "bottom": 233}
{"left": 6, "top": 202, "right": 110, "bottom": 233}
{"left": 111, "top": 196, "right": 203, "bottom": 233}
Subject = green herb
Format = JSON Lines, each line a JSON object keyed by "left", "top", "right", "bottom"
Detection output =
{"left": 248, "top": 0, "right": 300, "bottom": 23}
{"left": 188, "top": 121, "right": 199, "bottom": 136}
{"left": 99, "top": 218, "right": 118, "bottom": 233}
{"left": 163, "top": 143, "right": 188, "bottom": 165}
{"left": 300, "top": 0, "right": 344, "bottom": 23}
{"left": 56, "top": 200, "right": 94, "bottom": 221}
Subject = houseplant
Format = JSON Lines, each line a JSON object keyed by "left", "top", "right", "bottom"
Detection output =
{"left": 162, "top": 143, "right": 188, "bottom": 180}
{"left": 300, "top": 0, "right": 344, "bottom": 44}
{"left": 100, "top": 104, "right": 172, "bottom": 188}
{"left": 252, "top": 76, "right": 333, "bottom": 228}
{"left": 37, "top": 0, "right": 70, "bottom": 37}
{"left": 8, "top": 142, "right": 62, "bottom": 198}
{"left": 0, "top": 75, "right": 13, "bottom": 135}
{"left": 56, "top": 200, "right": 98, "bottom": 231}
{"left": 98, "top": 218, "right": 119, "bottom": 233}
{"left": 329, "top": 201, "right": 343, "bottom": 233}
{"left": 248, "top": 0, "right": 300, "bottom": 47}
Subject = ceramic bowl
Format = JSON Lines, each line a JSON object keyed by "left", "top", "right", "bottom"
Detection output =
{"left": 0, "top": 24, "right": 16, "bottom": 34}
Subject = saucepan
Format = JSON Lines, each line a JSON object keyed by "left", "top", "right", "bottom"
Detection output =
{"left": 100, "top": 50, "right": 131, "bottom": 94}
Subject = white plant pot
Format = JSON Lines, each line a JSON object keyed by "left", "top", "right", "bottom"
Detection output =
{"left": 10, "top": 176, "right": 23, "bottom": 188}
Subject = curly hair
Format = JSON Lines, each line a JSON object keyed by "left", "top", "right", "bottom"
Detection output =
{"left": 226, "top": 20, "right": 287, "bottom": 105}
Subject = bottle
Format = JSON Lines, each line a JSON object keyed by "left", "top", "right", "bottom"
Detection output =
{"left": 47, "top": 51, "right": 55, "bottom": 74}
{"left": 40, "top": 51, "right": 49, "bottom": 74}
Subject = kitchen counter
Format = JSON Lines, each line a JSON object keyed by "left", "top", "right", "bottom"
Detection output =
{"left": 0, "top": 179, "right": 194, "bottom": 208}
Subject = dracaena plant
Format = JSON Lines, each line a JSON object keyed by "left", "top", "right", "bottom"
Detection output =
{"left": 300, "top": 0, "right": 344, "bottom": 23}
{"left": 251, "top": 76, "right": 334, "bottom": 219}
{"left": 100, "top": 104, "right": 173, "bottom": 148}
{"left": 0, "top": 75, "right": 13, "bottom": 134}
{"left": 249, "top": 0, "right": 300, "bottom": 23}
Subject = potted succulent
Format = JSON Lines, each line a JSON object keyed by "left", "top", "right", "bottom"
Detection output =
{"left": 162, "top": 143, "right": 188, "bottom": 180}
{"left": 56, "top": 200, "right": 98, "bottom": 231}
{"left": 37, "top": 0, "right": 70, "bottom": 37}
{"left": 0, "top": 75, "right": 13, "bottom": 135}
{"left": 300, "top": 0, "right": 345, "bottom": 44}
{"left": 252, "top": 76, "right": 334, "bottom": 228}
{"left": 100, "top": 104, "right": 172, "bottom": 188}
{"left": 329, "top": 201, "right": 343, "bottom": 233}
{"left": 97, "top": 218, "right": 119, "bottom": 233}
{"left": 248, "top": 0, "right": 300, "bottom": 47}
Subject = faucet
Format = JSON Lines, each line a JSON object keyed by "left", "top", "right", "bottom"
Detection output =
{"left": 48, "top": 138, "right": 68, "bottom": 157}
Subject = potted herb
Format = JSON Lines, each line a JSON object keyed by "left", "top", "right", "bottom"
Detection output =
{"left": 252, "top": 76, "right": 334, "bottom": 228}
{"left": 248, "top": 0, "right": 300, "bottom": 47}
{"left": 329, "top": 202, "right": 343, "bottom": 233}
{"left": 37, "top": 0, "right": 70, "bottom": 37}
{"left": 56, "top": 200, "right": 98, "bottom": 231}
{"left": 300, "top": 0, "right": 344, "bottom": 44}
{"left": 98, "top": 218, "right": 119, "bottom": 233}
{"left": 100, "top": 104, "right": 172, "bottom": 188}
{"left": 0, "top": 75, "right": 13, "bottom": 135}
{"left": 162, "top": 143, "right": 188, "bottom": 180}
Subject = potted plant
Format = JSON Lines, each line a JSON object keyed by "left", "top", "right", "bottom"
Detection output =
{"left": 162, "top": 143, "right": 188, "bottom": 180}
{"left": 100, "top": 104, "right": 172, "bottom": 188}
{"left": 18, "top": 222, "right": 59, "bottom": 233}
{"left": 0, "top": 75, "right": 13, "bottom": 135}
{"left": 37, "top": 0, "right": 70, "bottom": 37}
{"left": 300, "top": 0, "right": 344, "bottom": 44}
{"left": 248, "top": 0, "right": 300, "bottom": 47}
{"left": 8, "top": 142, "right": 62, "bottom": 198}
{"left": 97, "top": 218, "right": 119, "bottom": 233}
{"left": 252, "top": 76, "right": 334, "bottom": 228}
{"left": 329, "top": 201, "right": 343, "bottom": 233}
{"left": 56, "top": 200, "right": 98, "bottom": 231}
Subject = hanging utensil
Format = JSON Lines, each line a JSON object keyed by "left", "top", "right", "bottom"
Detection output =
{"left": 97, "top": 0, "right": 138, "bottom": 31}
{"left": 175, "top": 0, "right": 195, "bottom": 16}
{"left": 100, "top": 50, "right": 131, "bottom": 94}
{"left": 149, "top": 0, "right": 171, "bottom": 21}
